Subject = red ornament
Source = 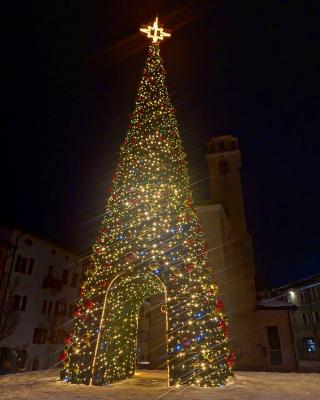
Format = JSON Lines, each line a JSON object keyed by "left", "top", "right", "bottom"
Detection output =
{"left": 219, "top": 320, "right": 230, "bottom": 337}
{"left": 105, "top": 262, "right": 111, "bottom": 270}
{"left": 63, "top": 335, "right": 73, "bottom": 346}
{"left": 59, "top": 351, "right": 68, "bottom": 362}
{"left": 182, "top": 338, "right": 191, "bottom": 347}
{"left": 215, "top": 299, "right": 225, "bottom": 312}
{"left": 185, "top": 263, "right": 194, "bottom": 273}
{"left": 226, "top": 351, "right": 236, "bottom": 367}
{"left": 79, "top": 288, "right": 85, "bottom": 297}
{"left": 73, "top": 307, "right": 82, "bottom": 318}
{"left": 84, "top": 300, "right": 94, "bottom": 310}
{"left": 219, "top": 320, "right": 227, "bottom": 330}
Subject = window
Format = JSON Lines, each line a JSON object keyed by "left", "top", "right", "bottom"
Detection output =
{"left": 310, "top": 287, "right": 319, "bottom": 299}
{"left": 47, "top": 301, "right": 53, "bottom": 315}
{"left": 25, "top": 238, "right": 33, "bottom": 245}
{"left": 33, "top": 328, "right": 47, "bottom": 344}
{"left": 15, "top": 255, "right": 33, "bottom": 274}
{"left": 302, "top": 313, "right": 309, "bottom": 326}
{"left": 313, "top": 311, "right": 320, "bottom": 324}
{"left": 266, "top": 326, "right": 283, "bottom": 365}
{"left": 303, "top": 337, "right": 316, "bottom": 353}
{"left": 21, "top": 296, "right": 27, "bottom": 311}
{"left": 219, "top": 159, "right": 229, "bottom": 175}
{"left": 71, "top": 272, "right": 79, "bottom": 288}
{"left": 28, "top": 258, "right": 34, "bottom": 275}
{"left": 11, "top": 295, "right": 27, "bottom": 311}
{"left": 51, "top": 248, "right": 56, "bottom": 255}
{"left": 219, "top": 141, "right": 225, "bottom": 151}
{"left": 300, "top": 291, "right": 306, "bottom": 303}
{"left": 62, "top": 269, "right": 69, "bottom": 285}
{"left": 12, "top": 294, "right": 21, "bottom": 311}
{"left": 42, "top": 300, "right": 47, "bottom": 314}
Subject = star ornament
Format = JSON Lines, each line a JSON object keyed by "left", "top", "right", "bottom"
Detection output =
{"left": 140, "top": 17, "right": 171, "bottom": 43}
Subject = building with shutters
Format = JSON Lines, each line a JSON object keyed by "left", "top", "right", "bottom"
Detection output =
{"left": 0, "top": 226, "right": 83, "bottom": 371}
{"left": 272, "top": 274, "right": 320, "bottom": 371}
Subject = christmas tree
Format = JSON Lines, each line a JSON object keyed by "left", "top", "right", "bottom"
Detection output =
{"left": 60, "top": 17, "right": 234, "bottom": 387}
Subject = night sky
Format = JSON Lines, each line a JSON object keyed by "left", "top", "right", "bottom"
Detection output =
{"left": 2, "top": 1, "right": 320, "bottom": 286}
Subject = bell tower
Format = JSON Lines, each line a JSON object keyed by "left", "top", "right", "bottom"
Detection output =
{"left": 206, "top": 135, "right": 247, "bottom": 239}
{"left": 206, "top": 135, "right": 258, "bottom": 368}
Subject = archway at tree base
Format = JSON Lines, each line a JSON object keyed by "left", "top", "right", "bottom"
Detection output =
{"left": 89, "top": 272, "right": 166, "bottom": 385}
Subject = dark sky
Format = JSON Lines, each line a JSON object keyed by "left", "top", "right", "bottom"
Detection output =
{"left": 2, "top": 1, "right": 320, "bottom": 286}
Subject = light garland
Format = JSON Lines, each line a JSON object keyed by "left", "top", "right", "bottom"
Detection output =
{"left": 60, "top": 17, "right": 234, "bottom": 387}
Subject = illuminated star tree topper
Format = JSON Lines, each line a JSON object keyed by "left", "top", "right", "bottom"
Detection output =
{"left": 140, "top": 16, "right": 171, "bottom": 43}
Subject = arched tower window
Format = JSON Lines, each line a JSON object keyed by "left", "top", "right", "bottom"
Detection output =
{"left": 219, "top": 159, "right": 229, "bottom": 175}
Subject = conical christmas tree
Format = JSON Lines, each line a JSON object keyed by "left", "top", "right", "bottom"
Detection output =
{"left": 60, "top": 18, "right": 234, "bottom": 387}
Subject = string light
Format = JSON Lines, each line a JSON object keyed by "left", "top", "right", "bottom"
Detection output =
{"left": 60, "top": 17, "right": 234, "bottom": 387}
